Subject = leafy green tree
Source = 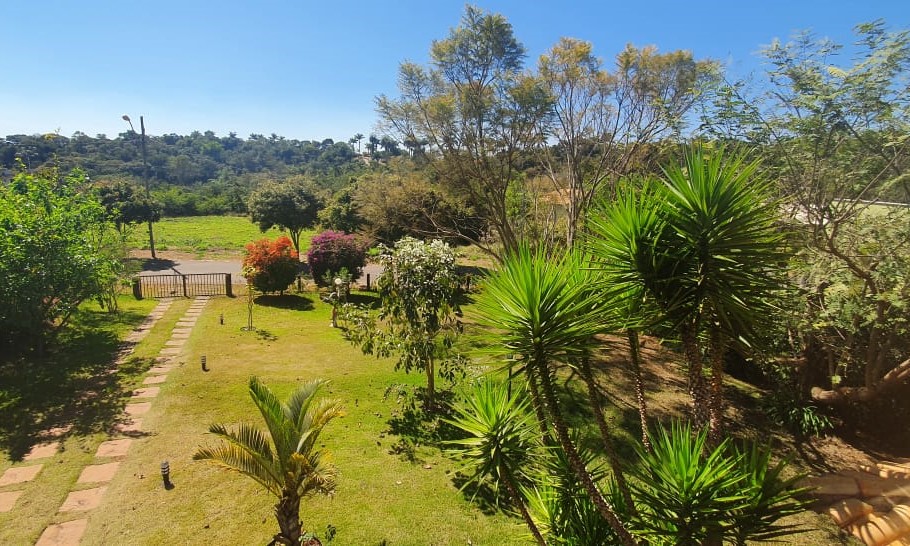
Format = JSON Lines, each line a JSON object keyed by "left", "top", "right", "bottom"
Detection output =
{"left": 376, "top": 5, "right": 553, "bottom": 258}
{"left": 702, "top": 22, "right": 910, "bottom": 407}
{"left": 94, "top": 178, "right": 160, "bottom": 234}
{"left": 343, "top": 238, "right": 462, "bottom": 409}
{"left": 537, "top": 39, "right": 717, "bottom": 247}
{"left": 247, "top": 176, "right": 322, "bottom": 254}
{"left": 317, "top": 182, "right": 363, "bottom": 233}
{"left": 193, "top": 377, "right": 343, "bottom": 546}
{"left": 0, "top": 168, "right": 118, "bottom": 355}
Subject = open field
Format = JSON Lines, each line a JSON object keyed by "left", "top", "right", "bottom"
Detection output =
{"left": 127, "top": 215, "right": 316, "bottom": 257}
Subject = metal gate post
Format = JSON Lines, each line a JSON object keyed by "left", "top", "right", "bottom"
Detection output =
{"left": 225, "top": 274, "right": 233, "bottom": 297}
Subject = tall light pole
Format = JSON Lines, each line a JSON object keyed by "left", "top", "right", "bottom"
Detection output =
{"left": 122, "top": 114, "right": 157, "bottom": 259}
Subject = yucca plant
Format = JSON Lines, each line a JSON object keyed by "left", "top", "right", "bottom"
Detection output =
{"left": 587, "top": 181, "right": 676, "bottom": 450}
{"left": 445, "top": 377, "right": 546, "bottom": 545}
{"left": 194, "top": 377, "right": 343, "bottom": 546}
{"left": 626, "top": 421, "right": 747, "bottom": 545}
{"left": 659, "top": 147, "right": 788, "bottom": 442}
{"left": 473, "top": 246, "right": 638, "bottom": 546}
{"left": 625, "top": 421, "right": 808, "bottom": 546}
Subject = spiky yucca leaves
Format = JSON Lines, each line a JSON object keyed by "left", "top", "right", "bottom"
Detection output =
{"left": 473, "top": 246, "right": 608, "bottom": 370}
{"left": 445, "top": 378, "right": 546, "bottom": 545}
{"left": 627, "top": 421, "right": 746, "bottom": 545}
{"left": 526, "top": 439, "right": 619, "bottom": 545}
{"left": 587, "top": 182, "right": 675, "bottom": 450}
{"left": 625, "top": 421, "right": 809, "bottom": 546}
{"left": 473, "top": 246, "right": 638, "bottom": 545}
{"left": 661, "top": 147, "right": 787, "bottom": 441}
{"left": 194, "top": 377, "right": 343, "bottom": 546}
{"left": 726, "top": 444, "right": 809, "bottom": 545}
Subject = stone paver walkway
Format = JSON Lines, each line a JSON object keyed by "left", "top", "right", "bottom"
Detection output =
{"left": 806, "top": 459, "right": 910, "bottom": 545}
{"left": 24, "top": 297, "right": 210, "bottom": 545}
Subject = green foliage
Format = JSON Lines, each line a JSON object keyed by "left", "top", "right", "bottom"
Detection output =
{"left": 762, "top": 365, "right": 833, "bottom": 437}
{"left": 624, "top": 422, "right": 808, "bottom": 546}
{"left": 473, "top": 245, "right": 607, "bottom": 369}
{"left": 342, "top": 237, "right": 463, "bottom": 407}
{"left": 242, "top": 236, "right": 300, "bottom": 294}
{"left": 445, "top": 378, "right": 539, "bottom": 501}
{"left": 248, "top": 176, "right": 322, "bottom": 252}
{"left": 94, "top": 178, "right": 160, "bottom": 232}
{"left": 376, "top": 5, "right": 553, "bottom": 255}
{"left": 318, "top": 182, "right": 363, "bottom": 233}
{"left": 0, "top": 168, "right": 118, "bottom": 353}
{"left": 193, "top": 376, "right": 343, "bottom": 545}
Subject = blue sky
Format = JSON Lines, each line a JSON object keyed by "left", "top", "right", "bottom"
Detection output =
{"left": 1, "top": 1, "right": 906, "bottom": 142}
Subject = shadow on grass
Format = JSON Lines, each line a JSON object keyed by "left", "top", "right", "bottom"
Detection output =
{"left": 383, "top": 387, "right": 461, "bottom": 463}
{"left": 0, "top": 307, "right": 152, "bottom": 461}
{"left": 254, "top": 294, "right": 315, "bottom": 311}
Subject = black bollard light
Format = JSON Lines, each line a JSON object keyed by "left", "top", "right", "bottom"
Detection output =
{"left": 219, "top": 313, "right": 224, "bottom": 325}
{"left": 201, "top": 355, "right": 208, "bottom": 372}
{"left": 161, "top": 460, "right": 172, "bottom": 489}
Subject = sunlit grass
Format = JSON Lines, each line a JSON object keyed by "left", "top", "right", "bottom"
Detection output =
{"left": 127, "top": 215, "right": 316, "bottom": 256}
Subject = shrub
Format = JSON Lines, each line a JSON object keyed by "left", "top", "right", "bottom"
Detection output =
{"left": 242, "top": 236, "right": 299, "bottom": 293}
{"left": 306, "top": 230, "right": 367, "bottom": 287}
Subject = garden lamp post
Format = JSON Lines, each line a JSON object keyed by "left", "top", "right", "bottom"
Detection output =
{"left": 122, "top": 114, "right": 157, "bottom": 259}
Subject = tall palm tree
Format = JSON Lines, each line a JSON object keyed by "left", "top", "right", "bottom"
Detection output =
{"left": 474, "top": 246, "right": 638, "bottom": 546}
{"left": 194, "top": 377, "right": 343, "bottom": 545}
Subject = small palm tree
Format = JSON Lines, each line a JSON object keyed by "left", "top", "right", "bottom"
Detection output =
{"left": 194, "top": 377, "right": 343, "bottom": 546}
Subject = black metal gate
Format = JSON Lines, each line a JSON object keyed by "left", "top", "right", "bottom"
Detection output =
{"left": 133, "top": 273, "right": 233, "bottom": 299}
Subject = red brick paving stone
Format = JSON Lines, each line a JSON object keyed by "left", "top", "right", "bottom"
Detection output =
{"left": 59, "top": 486, "right": 107, "bottom": 512}
{"left": 35, "top": 519, "right": 89, "bottom": 546}
{"left": 165, "top": 338, "right": 186, "bottom": 346}
{"left": 77, "top": 462, "right": 120, "bottom": 483}
{"left": 0, "top": 490, "right": 23, "bottom": 512}
{"left": 148, "top": 365, "right": 173, "bottom": 374}
{"left": 0, "top": 464, "right": 43, "bottom": 486}
{"left": 132, "top": 386, "right": 160, "bottom": 398}
{"left": 125, "top": 402, "right": 152, "bottom": 417}
{"left": 143, "top": 375, "right": 167, "bottom": 385}
{"left": 159, "top": 347, "right": 182, "bottom": 356}
{"left": 96, "top": 438, "right": 132, "bottom": 457}
{"left": 171, "top": 331, "right": 191, "bottom": 339}
{"left": 24, "top": 442, "right": 59, "bottom": 461}
{"left": 175, "top": 322, "right": 196, "bottom": 328}
{"left": 114, "top": 419, "right": 142, "bottom": 434}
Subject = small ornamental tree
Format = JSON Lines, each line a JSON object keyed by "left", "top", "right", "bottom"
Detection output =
{"left": 242, "top": 236, "right": 299, "bottom": 294}
{"left": 306, "top": 231, "right": 367, "bottom": 287}
{"left": 342, "top": 237, "right": 463, "bottom": 409}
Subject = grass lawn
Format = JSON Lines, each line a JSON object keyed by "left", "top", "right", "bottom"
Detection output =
{"left": 78, "top": 292, "right": 526, "bottom": 545}
{"left": 0, "top": 296, "right": 188, "bottom": 545}
{"left": 127, "top": 215, "right": 317, "bottom": 256}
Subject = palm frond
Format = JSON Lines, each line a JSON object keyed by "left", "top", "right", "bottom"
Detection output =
{"left": 248, "top": 376, "right": 296, "bottom": 463}
{"left": 193, "top": 443, "right": 283, "bottom": 497}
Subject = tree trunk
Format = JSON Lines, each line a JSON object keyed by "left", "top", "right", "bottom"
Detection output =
{"left": 627, "top": 330, "right": 651, "bottom": 451}
{"left": 578, "top": 357, "right": 636, "bottom": 513}
{"left": 811, "top": 357, "right": 910, "bottom": 404}
{"left": 501, "top": 465, "right": 547, "bottom": 546}
{"left": 274, "top": 493, "right": 302, "bottom": 545}
{"left": 425, "top": 357, "right": 436, "bottom": 411}
{"left": 534, "top": 362, "right": 638, "bottom": 546}
{"left": 681, "top": 324, "right": 708, "bottom": 428}
{"left": 707, "top": 328, "right": 727, "bottom": 447}
{"left": 526, "top": 369, "right": 554, "bottom": 445}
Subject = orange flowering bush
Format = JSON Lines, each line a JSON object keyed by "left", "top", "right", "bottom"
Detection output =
{"left": 242, "top": 236, "right": 299, "bottom": 294}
